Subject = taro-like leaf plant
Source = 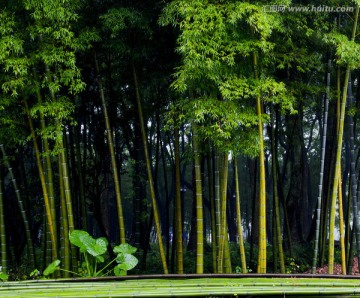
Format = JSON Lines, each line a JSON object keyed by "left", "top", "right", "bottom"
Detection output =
{"left": 0, "top": 272, "right": 8, "bottom": 281}
{"left": 43, "top": 230, "right": 138, "bottom": 277}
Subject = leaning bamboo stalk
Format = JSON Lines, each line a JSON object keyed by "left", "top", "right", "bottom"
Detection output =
{"left": 94, "top": 53, "right": 126, "bottom": 244}
{"left": 234, "top": 157, "right": 247, "bottom": 273}
{"left": 0, "top": 145, "right": 35, "bottom": 268}
{"left": 328, "top": 6, "right": 359, "bottom": 274}
{"left": 24, "top": 99, "right": 57, "bottom": 261}
{"left": 33, "top": 69, "right": 57, "bottom": 247}
{"left": 132, "top": 61, "right": 168, "bottom": 274}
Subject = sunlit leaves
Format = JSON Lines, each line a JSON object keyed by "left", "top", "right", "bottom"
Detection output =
{"left": 161, "top": 0, "right": 293, "bottom": 155}
{"left": 324, "top": 32, "right": 360, "bottom": 69}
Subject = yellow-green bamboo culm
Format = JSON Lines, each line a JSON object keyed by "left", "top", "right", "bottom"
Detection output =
{"left": 328, "top": 5, "right": 359, "bottom": 274}
{"left": 132, "top": 61, "right": 168, "bottom": 274}
{"left": 253, "top": 51, "right": 267, "bottom": 273}
{"left": 192, "top": 123, "right": 204, "bottom": 274}
{"left": 234, "top": 158, "right": 247, "bottom": 273}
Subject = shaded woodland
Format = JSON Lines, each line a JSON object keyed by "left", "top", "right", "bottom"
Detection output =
{"left": 1, "top": 0, "right": 360, "bottom": 278}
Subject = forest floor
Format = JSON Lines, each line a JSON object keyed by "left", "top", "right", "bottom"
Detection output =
{"left": 310, "top": 257, "right": 360, "bottom": 275}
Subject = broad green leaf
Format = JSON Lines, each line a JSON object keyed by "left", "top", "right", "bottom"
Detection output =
{"left": 69, "top": 230, "right": 89, "bottom": 252}
{"left": 85, "top": 237, "right": 107, "bottom": 257}
{"left": 116, "top": 254, "right": 138, "bottom": 270}
{"left": 114, "top": 265, "right": 126, "bottom": 276}
{"left": 0, "top": 272, "right": 8, "bottom": 281}
{"left": 43, "top": 260, "right": 61, "bottom": 276}
{"left": 113, "top": 243, "right": 137, "bottom": 254}
{"left": 95, "top": 255, "right": 105, "bottom": 263}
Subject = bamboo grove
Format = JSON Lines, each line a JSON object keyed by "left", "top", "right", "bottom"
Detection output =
{"left": 1, "top": 0, "right": 360, "bottom": 278}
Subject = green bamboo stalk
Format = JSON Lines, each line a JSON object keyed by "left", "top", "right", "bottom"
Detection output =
{"left": 58, "top": 153, "right": 70, "bottom": 277}
{"left": 132, "top": 61, "right": 168, "bottom": 274}
{"left": 337, "top": 170, "right": 346, "bottom": 274}
{"left": 329, "top": 6, "right": 359, "bottom": 273}
{"left": 94, "top": 53, "right": 126, "bottom": 244}
{"left": 0, "top": 178, "right": 6, "bottom": 273}
{"left": 174, "top": 127, "right": 183, "bottom": 274}
{"left": 217, "top": 152, "right": 229, "bottom": 273}
{"left": 207, "top": 147, "right": 217, "bottom": 273}
{"left": 24, "top": 99, "right": 57, "bottom": 261}
{"left": 192, "top": 123, "right": 204, "bottom": 274}
{"left": 74, "top": 126, "right": 87, "bottom": 230}
{"left": 214, "top": 150, "right": 221, "bottom": 273}
{"left": 312, "top": 58, "right": 330, "bottom": 273}
{"left": 253, "top": 52, "right": 267, "bottom": 273}
{"left": 2, "top": 278, "right": 360, "bottom": 297}
{"left": 33, "top": 69, "right": 57, "bottom": 248}
{"left": 270, "top": 108, "right": 285, "bottom": 273}
{"left": 348, "top": 76, "right": 360, "bottom": 271}
{"left": 0, "top": 145, "right": 35, "bottom": 268}
{"left": 234, "top": 157, "right": 247, "bottom": 273}
{"left": 58, "top": 132, "right": 78, "bottom": 273}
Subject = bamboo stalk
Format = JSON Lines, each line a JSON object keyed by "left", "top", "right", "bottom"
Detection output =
{"left": 0, "top": 178, "right": 6, "bottom": 273}
{"left": 2, "top": 278, "right": 360, "bottom": 297}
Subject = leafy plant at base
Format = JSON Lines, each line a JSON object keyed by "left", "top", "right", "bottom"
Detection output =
{"left": 0, "top": 272, "right": 8, "bottom": 281}
{"left": 43, "top": 230, "right": 138, "bottom": 277}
